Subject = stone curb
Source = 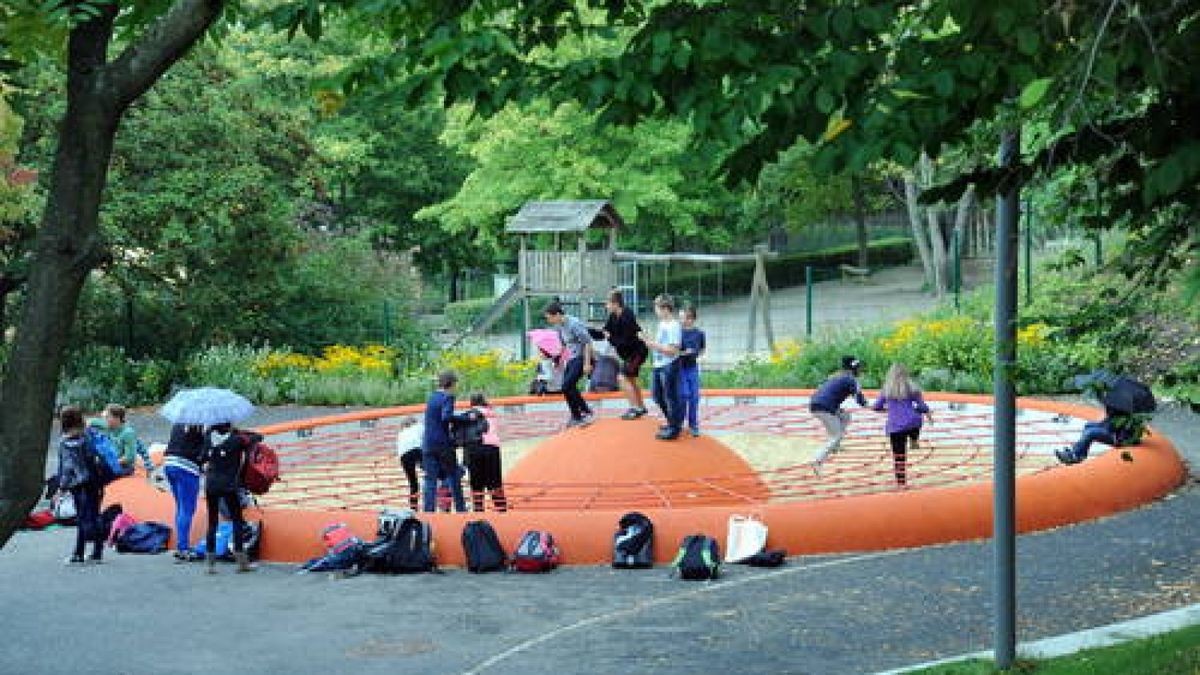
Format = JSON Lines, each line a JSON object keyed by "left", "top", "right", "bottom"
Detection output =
{"left": 877, "top": 603, "right": 1200, "bottom": 674}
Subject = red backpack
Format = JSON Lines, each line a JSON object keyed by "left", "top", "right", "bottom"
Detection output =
{"left": 512, "top": 530, "right": 561, "bottom": 573}
{"left": 242, "top": 437, "right": 280, "bottom": 495}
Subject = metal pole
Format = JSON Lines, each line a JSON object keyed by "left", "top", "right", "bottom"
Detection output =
{"left": 521, "top": 295, "right": 530, "bottom": 361}
{"left": 805, "top": 265, "right": 813, "bottom": 339}
{"left": 994, "top": 129, "right": 1020, "bottom": 670}
{"left": 953, "top": 228, "right": 961, "bottom": 311}
{"left": 125, "top": 296, "right": 135, "bottom": 354}
{"left": 382, "top": 300, "right": 391, "bottom": 345}
{"left": 1094, "top": 234, "right": 1102, "bottom": 268}
{"left": 1024, "top": 206, "right": 1033, "bottom": 306}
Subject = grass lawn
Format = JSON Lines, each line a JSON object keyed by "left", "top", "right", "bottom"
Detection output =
{"left": 911, "top": 623, "right": 1200, "bottom": 674}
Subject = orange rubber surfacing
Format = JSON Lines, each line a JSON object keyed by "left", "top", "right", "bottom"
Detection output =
{"left": 505, "top": 418, "right": 770, "bottom": 506}
{"left": 109, "top": 391, "right": 1188, "bottom": 566}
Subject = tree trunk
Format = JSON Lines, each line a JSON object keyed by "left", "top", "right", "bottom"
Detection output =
{"left": 0, "top": 0, "right": 224, "bottom": 550}
{"left": 927, "top": 208, "right": 948, "bottom": 297}
{"left": 951, "top": 185, "right": 976, "bottom": 286}
{"left": 0, "top": 82, "right": 118, "bottom": 552}
{"left": 852, "top": 174, "right": 869, "bottom": 268}
{"left": 903, "top": 176, "right": 935, "bottom": 290}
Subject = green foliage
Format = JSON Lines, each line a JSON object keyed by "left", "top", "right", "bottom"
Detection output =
{"left": 743, "top": 141, "right": 893, "bottom": 235}
{"left": 418, "top": 100, "right": 745, "bottom": 254}
{"left": 57, "top": 345, "right": 179, "bottom": 410}
{"left": 316, "top": 0, "right": 1197, "bottom": 299}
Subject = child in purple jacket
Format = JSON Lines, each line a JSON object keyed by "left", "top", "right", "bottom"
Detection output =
{"left": 872, "top": 363, "right": 933, "bottom": 487}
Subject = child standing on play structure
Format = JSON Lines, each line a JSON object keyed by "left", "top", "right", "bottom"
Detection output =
{"left": 678, "top": 305, "right": 707, "bottom": 437}
{"left": 872, "top": 363, "right": 933, "bottom": 487}
{"left": 601, "top": 288, "right": 650, "bottom": 420}
{"left": 640, "top": 294, "right": 684, "bottom": 441}
{"left": 422, "top": 370, "right": 468, "bottom": 512}
{"left": 809, "top": 355, "right": 868, "bottom": 470}
{"left": 543, "top": 301, "right": 595, "bottom": 427}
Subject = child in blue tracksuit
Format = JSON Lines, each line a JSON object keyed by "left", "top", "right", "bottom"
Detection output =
{"left": 679, "top": 306, "right": 707, "bottom": 436}
{"left": 422, "top": 370, "right": 468, "bottom": 512}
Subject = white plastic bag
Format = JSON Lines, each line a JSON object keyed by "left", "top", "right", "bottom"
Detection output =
{"left": 724, "top": 514, "right": 768, "bottom": 563}
{"left": 53, "top": 492, "right": 77, "bottom": 521}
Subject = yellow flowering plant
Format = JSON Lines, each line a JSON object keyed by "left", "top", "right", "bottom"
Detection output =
{"left": 439, "top": 347, "right": 537, "bottom": 396}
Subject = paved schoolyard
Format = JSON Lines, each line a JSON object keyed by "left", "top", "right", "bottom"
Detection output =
{"left": 4, "top": 405, "right": 1196, "bottom": 674}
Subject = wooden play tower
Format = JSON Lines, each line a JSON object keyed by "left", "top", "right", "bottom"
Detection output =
{"left": 468, "top": 200, "right": 622, "bottom": 338}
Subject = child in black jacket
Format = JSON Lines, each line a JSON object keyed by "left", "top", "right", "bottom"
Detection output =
{"left": 200, "top": 423, "right": 262, "bottom": 574}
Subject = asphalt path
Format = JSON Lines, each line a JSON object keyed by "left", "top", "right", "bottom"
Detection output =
{"left": 5, "top": 404, "right": 1197, "bottom": 674}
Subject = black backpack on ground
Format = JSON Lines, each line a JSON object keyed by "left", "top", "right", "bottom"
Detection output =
{"left": 744, "top": 549, "right": 787, "bottom": 568}
{"left": 671, "top": 534, "right": 720, "bottom": 581}
{"left": 462, "top": 520, "right": 507, "bottom": 573}
{"left": 612, "top": 512, "right": 654, "bottom": 569}
{"left": 361, "top": 516, "right": 436, "bottom": 574}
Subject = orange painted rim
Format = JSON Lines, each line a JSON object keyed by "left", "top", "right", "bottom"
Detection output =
{"left": 112, "top": 391, "right": 1186, "bottom": 566}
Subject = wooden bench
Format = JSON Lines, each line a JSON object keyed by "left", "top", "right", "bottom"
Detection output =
{"left": 838, "top": 264, "right": 872, "bottom": 283}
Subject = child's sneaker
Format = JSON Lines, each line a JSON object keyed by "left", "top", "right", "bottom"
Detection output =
{"left": 620, "top": 408, "right": 641, "bottom": 420}
{"left": 690, "top": 428, "right": 701, "bottom": 437}
{"left": 1055, "top": 447, "right": 1080, "bottom": 465}
{"left": 64, "top": 555, "right": 85, "bottom": 565}
{"left": 578, "top": 413, "right": 595, "bottom": 426}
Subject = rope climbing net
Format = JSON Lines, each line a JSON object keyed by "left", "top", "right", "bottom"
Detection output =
{"left": 254, "top": 394, "right": 1092, "bottom": 513}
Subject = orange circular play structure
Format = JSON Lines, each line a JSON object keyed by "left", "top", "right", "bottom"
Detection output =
{"left": 106, "top": 391, "right": 1187, "bottom": 566}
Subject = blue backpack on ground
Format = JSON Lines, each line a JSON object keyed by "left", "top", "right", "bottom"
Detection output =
{"left": 84, "top": 428, "right": 122, "bottom": 485}
{"left": 115, "top": 522, "right": 171, "bottom": 554}
{"left": 193, "top": 521, "right": 263, "bottom": 561}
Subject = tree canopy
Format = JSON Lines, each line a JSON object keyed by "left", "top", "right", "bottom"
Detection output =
{"left": 310, "top": 0, "right": 1196, "bottom": 289}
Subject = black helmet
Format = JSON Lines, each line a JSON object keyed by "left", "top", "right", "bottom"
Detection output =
{"left": 841, "top": 355, "right": 862, "bottom": 372}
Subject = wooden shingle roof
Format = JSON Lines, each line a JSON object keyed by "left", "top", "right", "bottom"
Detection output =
{"left": 505, "top": 200, "right": 624, "bottom": 234}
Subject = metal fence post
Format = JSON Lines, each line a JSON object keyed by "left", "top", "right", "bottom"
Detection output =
{"left": 125, "top": 296, "right": 135, "bottom": 355}
{"left": 382, "top": 299, "right": 392, "bottom": 345}
{"left": 993, "top": 128, "right": 1020, "bottom": 671}
{"left": 953, "top": 228, "right": 961, "bottom": 311}
{"left": 805, "top": 266, "right": 813, "bottom": 339}
{"left": 1024, "top": 207, "right": 1033, "bottom": 306}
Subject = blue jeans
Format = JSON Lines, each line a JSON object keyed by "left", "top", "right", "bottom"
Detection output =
{"left": 651, "top": 361, "right": 683, "bottom": 432}
{"left": 679, "top": 365, "right": 701, "bottom": 431}
{"left": 70, "top": 484, "right": 104, "bottom": 559}
{"left": 1071, "top": 422, "right": 1117, "bottom": 459}
{"left": 165, "top": 466, "right": 200, "bottom": 551}
{"left": 561, "top": 355, "right": 592, "bottom": 420}
{"left": 422, "top": 446, "right": 466, "bottom": 512}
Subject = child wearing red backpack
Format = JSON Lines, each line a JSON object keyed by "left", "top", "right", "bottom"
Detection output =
{"left": 199, "top": 423, "right": 261, "bottom": 574}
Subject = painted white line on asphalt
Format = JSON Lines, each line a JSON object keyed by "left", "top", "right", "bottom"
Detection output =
{"left": 462, "top": 549, "right": 907, "bottom": 674}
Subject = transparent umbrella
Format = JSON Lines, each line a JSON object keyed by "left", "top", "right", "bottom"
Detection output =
{"left": 159, "top": 387, "right": 255, "bottom": 426}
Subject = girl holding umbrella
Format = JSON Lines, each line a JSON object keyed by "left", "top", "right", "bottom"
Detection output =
{"left": 160, "top": 388, "right": 260, "bottom": 573}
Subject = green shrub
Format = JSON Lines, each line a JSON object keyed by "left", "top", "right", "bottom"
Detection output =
{"left": 184, "top": 344, "right": 273, "bottom": 400}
